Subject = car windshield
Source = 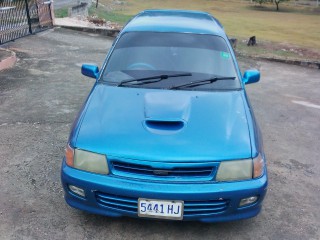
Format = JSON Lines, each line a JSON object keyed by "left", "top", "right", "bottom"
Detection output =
{"left": 101, "top": 32, "right": 240, "bottom": 91}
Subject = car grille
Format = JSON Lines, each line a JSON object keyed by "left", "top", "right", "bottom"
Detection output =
{"left": 111, "top": 161, "right": 215, "bottom": 182}
{"left": 95, "top": 192, "right": 229, "bottom": 217}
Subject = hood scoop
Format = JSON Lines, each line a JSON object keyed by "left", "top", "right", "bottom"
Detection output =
{"left": 143, "top": 92, "right": 191, "bottom": 135}
{"left": 144, "top": 92, "right": 191, "bottom": 120}
{"left": 144, "top": 119, "right": 185, "bottom": 134}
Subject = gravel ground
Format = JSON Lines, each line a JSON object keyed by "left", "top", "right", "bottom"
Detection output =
{"left": 0, "top": 28, "right": 319, "bottom": 240}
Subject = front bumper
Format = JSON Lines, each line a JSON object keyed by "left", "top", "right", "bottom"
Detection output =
{"left": 61, "top": 160, "right": 268, "bottom": 222}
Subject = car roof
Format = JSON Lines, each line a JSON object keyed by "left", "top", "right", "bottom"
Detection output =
{"left": 122, "top": 9, "right": 226, "bottom": 36}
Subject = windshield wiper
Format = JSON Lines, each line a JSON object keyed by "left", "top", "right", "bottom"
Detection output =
{"left": 118, "top": 73, "right": 192, "bottom": 87}
{"left": 170, "top": 76, "right": 236, "bottom": 90}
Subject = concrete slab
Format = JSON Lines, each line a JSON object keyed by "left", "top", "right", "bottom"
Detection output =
{"left": 54, "top": 17, "right": 104, "bottom": 28}
{"left": 0, "top": 48, "right": 16, "bottom": 72}
{"left": 54, "top": 17, "right": 120, "bottom": 36}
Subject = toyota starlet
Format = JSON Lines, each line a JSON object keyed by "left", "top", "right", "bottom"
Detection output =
{"left": 61, "top": 9, "right": 268, "bottom": 222}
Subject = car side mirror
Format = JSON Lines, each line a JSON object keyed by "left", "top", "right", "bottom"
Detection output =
{"left": 243, "top": 69, "right": 260, "bottom": 84}
{"left": 81, "top": 64, "right": 99, "bottom": 79}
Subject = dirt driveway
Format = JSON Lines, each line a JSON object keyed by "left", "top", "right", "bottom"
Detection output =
{"left": 0, "top": 28, "right": 319, "bottom": 240}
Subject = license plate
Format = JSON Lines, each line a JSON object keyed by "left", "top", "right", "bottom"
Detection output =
{"left": 138, "top": 198, "right": 184, "bottom": 220}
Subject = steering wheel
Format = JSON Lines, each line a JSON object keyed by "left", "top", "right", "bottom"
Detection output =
{"left": 127, "top": 62, "right": 156, "bottom": 70}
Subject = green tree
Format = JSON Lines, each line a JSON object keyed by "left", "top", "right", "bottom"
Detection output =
{"left": 274, "top": 0, "right": 289, "bottom": 11}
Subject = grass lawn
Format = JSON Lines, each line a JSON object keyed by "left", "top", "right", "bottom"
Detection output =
{"left": 96, "top": 0, "right": 320, "bottom": 51}
{"left": 88, "top": 7, "right": 132, "bottom": 24}
{"left": 54, "top": 8, "right": 68, "bottom": 18}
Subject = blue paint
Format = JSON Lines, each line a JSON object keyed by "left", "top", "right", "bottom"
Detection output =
{"left": 123, "top": 10, "right": 225, "bottom": 36}
{"left": 62, "top": 9, "right": 266, "bottom": 222}
{"left": 81, "top": 64, "right": 99, "bottom": 79}
{"left": 243, "top": 69, "right": 260, "bottom": 84}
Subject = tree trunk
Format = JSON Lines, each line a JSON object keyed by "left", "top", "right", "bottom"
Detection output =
{"left": 275, "top": 1, "right": 279, "bottom": 11}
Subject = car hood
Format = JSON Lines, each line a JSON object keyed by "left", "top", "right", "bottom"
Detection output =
{"left": 75, "top": 84, "right": 252, "bottom": 162}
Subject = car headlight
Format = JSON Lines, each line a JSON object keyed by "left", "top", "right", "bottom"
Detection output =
{"left": 216, "top": 159, "right": 253, "bottom": 181}
{"left": 216, "top": 154, "right": 265, "bottom": 182}
{"left": 65, "top": 145, "right": 109, "bottom": 174}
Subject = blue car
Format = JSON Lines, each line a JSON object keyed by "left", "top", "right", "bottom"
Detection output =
{"left": 61, "top": 9, "right": 267, "bottom": 222}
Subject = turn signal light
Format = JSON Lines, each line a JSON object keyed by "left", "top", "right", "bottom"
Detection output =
{"left": 253, "top": 154, "right": 265, "bottom": 178}
{"left": 65, "top": 144, "right": 74, "bottom": 167}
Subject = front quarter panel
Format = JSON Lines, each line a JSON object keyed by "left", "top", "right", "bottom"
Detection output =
{"left": 241, "top": 89, "right": 265, "bottom": 158}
